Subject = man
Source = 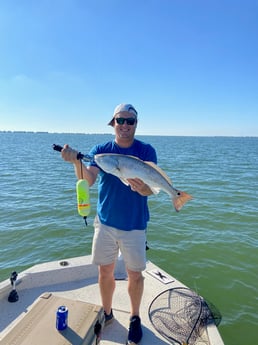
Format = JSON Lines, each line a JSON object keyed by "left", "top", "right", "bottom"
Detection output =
{"left": 61, "top": 103, "right": 157, "bottom": 344}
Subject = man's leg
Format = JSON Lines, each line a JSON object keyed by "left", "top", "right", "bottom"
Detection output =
{"left": 127, "top": 269, "right": 144, "bottom": 317}
{"left": 126, "top": 269, "right": 144, "bottom": 344}
{"left": 99, "top": 262, "right": 116, "bottom": 315}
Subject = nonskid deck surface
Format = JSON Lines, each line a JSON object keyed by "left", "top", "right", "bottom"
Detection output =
{"left": 0, "top": 256, "right": 224, "bottom": 345}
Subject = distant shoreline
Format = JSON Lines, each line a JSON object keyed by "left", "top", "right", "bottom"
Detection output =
{"left": 0, "top": 131, "right": 257, "bottom": 138}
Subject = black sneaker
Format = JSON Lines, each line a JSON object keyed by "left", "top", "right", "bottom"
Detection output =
{"left": 104, "top": 309, "right": 114, "bottom": 325}
{"left": 127, "top": 315, "right": 143, "bottom": 344}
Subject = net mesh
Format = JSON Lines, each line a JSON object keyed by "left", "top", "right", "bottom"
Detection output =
{"left": 148, "top": 287, "right": 221, "bottom": 345}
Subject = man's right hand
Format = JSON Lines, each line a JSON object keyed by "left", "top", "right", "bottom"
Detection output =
{"left": 61, "top": 144, "right": 79, "bottom": 163}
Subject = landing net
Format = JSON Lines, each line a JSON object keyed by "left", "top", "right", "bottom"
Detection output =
{"left": 148, "top": 287, "right": 221, "bottom": 345}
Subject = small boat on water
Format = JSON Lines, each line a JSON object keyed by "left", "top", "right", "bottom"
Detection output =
{"left": 0, "top": 255, "right": 224, "bottom": 345}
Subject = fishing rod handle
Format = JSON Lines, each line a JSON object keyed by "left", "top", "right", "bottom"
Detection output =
{"left": 52, "top": 144, "right": 63, "bottom": 152}
{"left": 52, "top": 144, "right": 87, "bottom": 161}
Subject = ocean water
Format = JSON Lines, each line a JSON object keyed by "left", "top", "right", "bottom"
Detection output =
{"left": 0, "top": 132, "right": 257, "bottom": 344}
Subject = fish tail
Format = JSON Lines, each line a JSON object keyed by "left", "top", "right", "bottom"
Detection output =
{"left": 172, "top": 190, "right": 193, "bottom": 212}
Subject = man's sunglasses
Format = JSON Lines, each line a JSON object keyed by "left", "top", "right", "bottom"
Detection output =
{"left": 115, "top": 117, "right": 137, "bottom": 125}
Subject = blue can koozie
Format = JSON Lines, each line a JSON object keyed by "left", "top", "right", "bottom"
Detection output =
{"left": 56, "top": 305, "right": 68, "bottom": 330}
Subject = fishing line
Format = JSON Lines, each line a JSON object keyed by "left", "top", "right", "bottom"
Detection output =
{"left": 80, "top": 158, "right": 84, "bottom": 180}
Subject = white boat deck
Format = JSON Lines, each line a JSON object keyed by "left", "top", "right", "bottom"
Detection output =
{"left": 0, "top": 256, "right": 224, "bottom": 345}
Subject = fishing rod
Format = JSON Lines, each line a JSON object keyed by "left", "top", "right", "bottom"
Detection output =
{"left": 52, "top": 144, "right": 93, "bottom": 162}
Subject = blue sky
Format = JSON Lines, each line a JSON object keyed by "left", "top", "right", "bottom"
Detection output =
{"left": 0, "top": 0, "right": 257, "bottom": 136}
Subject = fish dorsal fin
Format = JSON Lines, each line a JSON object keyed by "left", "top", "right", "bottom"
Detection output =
{"left": 145, "top": 161, "right": 173, "bottom": 185}
{"left": 126, "top": 155, "right": 142, "bottom": 161}
{"left": 118, "top": 155, "right": 173, "bottom": 186}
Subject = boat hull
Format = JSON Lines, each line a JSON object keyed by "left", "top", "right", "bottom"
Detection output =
{"left": 0, "top": 256, "right": 224, "bottom": 345}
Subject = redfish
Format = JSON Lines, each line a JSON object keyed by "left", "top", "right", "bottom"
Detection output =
{"left": 94, "top": 154, "right": 192, "bottom": 212}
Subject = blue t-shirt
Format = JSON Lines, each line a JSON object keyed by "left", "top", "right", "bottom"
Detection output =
{"left": 89, "top": 139, "right": 157, "bottom": 231}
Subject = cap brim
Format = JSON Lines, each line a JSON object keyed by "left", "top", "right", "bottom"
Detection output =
{"left": 107, "top": 118, "right": 114, "bottom": 126}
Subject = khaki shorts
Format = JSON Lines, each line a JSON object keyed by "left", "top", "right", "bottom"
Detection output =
{"left": 92, "top": 216, "right": 147, "bottom": 272}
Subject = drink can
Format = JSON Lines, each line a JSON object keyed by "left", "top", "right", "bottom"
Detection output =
{"left": 56, "top": 305, "right": 68, "bottom": 330}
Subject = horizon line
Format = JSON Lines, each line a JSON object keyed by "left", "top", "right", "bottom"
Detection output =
{"left": 0, "top": 130, "right": 257, "bottom": 138}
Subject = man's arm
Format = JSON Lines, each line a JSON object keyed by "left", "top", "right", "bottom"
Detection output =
{"left": 61, "top": 144, "right": 99, "bottom": 186}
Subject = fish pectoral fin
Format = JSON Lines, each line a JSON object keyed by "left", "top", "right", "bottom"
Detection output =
{"left": 150, "top": 187, "right": 161, "bottom": 195}
{"left": 120, "top": 178, "right": 130, "bottom": 186}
